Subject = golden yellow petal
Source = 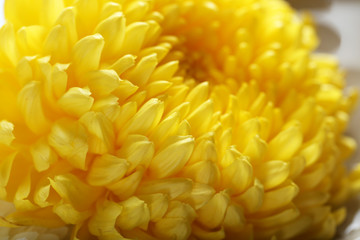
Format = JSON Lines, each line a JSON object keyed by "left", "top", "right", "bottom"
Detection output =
{"left": 152, "top": 217, "right": 192, "bottom": 240}
{"left": 87, "top": 154, "right": 128, "bottom": 186}
{"left": 71, "top": 34, "right": 104, "bottom": 76}
{"left": 0, "top": 120, "right": 15, "bottom": 146}
{"left": 0, "top": 23, "right": 18, "bottom": 67}
{"left": 149, "top": 135, "right": 194, "bottom": 178}
{"left": 125, "top": 53, "right": 158, "bottom": 87}
{"left": 92, "top": 95, "right": 121, "bottom": 122}
{"left": 107, "top": 168, "right": 144, "bottom": 200}
{"left": 259, "top": 181, "right": 299, "bottom": 212}
{"left": 266, "top": 124, "right": 303, "bottom": 161}
{"left": 138, "top": 193, "right": 169, "bottom": 221}
{"left": 118, "top": 98, "right": 164, "bottom": 142}
{"left": 88, "top": 199, "right": 123, "bottom": 238}
{"left": 137, "top": 178, "right": 193, "bottom": 200}
{"left": 17, "top": 81, "right": 50, "bottom": 134}
{"left": 94, "top": 12, "right": 125, "bottom": 59}
{"left": 116, "top": 196, "right": 150, "bottom": 230}
{"left": 197, "top": 190, "right": 230, "bottom": 229}
{"left": 48, "top": 119, "right": 88, "bottom": 170}
{"left": 223, "top": 204, "right": 246, "bottom": 232}
{"left": 79, "top": 111, "right": 115, "bottom": 154}
{"left": 256, "top": 160, "right": 290, "bottom": 190}
{"left": 57, "top": 87, "right": 94, "bottom": 118}
{"left": 221, "top": 155, "right": 253, "bottom": 194}
{"left": 53, "top": 203, "right": 91, "bottom": 225}
{"left": 120, "top": 22, "right": 149, "bottom": 55}
{"left": 30, "top": 138, "right": 58, "bottom": 172}
{"left": 188, "top": 182, "right": 216, "bottom": 210}
{"left": 49, "top": 173, "right": 103, "bottom": 211}
{"left": 117, "top": 135, "right": 154, "bottom": 174}
{"left": 182, "top": 160, "right": 220, "bottom": 186}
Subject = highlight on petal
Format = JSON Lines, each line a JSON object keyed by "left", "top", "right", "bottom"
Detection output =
{"left": 0, "top": 120, "right": 15, "bottom": 146}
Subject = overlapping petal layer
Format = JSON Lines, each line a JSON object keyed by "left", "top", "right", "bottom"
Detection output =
{"left": 0, "top": 0, "right": 359, "bottom": 239}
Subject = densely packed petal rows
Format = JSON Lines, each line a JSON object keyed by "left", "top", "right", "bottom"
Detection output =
{"left": 0, "top": 0, "right": 360, "bottom": 239}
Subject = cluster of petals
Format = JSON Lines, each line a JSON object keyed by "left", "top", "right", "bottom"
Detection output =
{"left": 0, "top": 0, "right": 359, "bottom": 239}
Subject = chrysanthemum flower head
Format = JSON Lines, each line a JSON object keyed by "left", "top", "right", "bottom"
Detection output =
{"left": 0, "top": 0, "right": 359, "bottom": 239}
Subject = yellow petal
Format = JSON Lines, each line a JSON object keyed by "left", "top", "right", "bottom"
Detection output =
{"left": 87, "top": 154, "right": 128, "bottom": 186}
{"left": 259, "top": 181, "right": 299, "bottom": 212}
{"left": 137, "top": 178, "right": 193, "bottom": 200}
{"left": 234, "top": 179, "right": 264, "bottom": 214}
{"left": 125, "top": 53, "right": 158, "bottom": 87}
{"left": 40, "top": 0, "right": 64, "bottom": 26}
{"left": 118, "top": 98, "right": 164, "bottom": 142}
{"left": 92, "top": 95, "right": 121, "bottom": 121}
{"left": 0, "top": 120, "right": 15, "bottom": 146}
{"left": 182, "top": 160, "right": 220, "bottom": 186}
{"left": 294, "top": 191, "right": 329, "bottom": 208}
{"left": 189, "top": 183, "right": 216, "bottom": 210}
{"left": 0, "top": 23, "right": 18, "bottom": 67}
{"left": 150, "top": 112, "right": 180, "bottom": 146}
{"left": 52, "top": 63, "right": 69, "bottom": 99}
{"left": 186, "top": 100, "right": 214, "bottom": 136}
{"left": 223, "top": 204, "right": 246, "bottom": 232}
{"left": 266, "top": 124, "right": 303, "bottom": 161}
{"left": 71, "top": 34, "right": 104, "bottom": 75}
{"left": 150, "top": 61, "right": 179, "bottom": 81}
{"left": 145, "top": 80, "right": 173, "bottom": 99}
{"left": 17, "top": 81, "right": 50, "bottom": 134}
{"left": 197, "top": 191, "right": 230, "bottom": 229}
{"left": 256, "top": 160, "right": 290, "bottom": 190}
{"left": 86, "top": 70, "right": 121, "bottom": 97}
{"left": 44, "top": 25, "right": 70, "bottom": 62}
{"left": 138, "top": 193, "right": 169, "bottom": 221}
{"left": 116, "top": 196, "right": 150, "bottom": 230}
{"left": 192, "top": 223, "right": 226, "bottom": 240}
{"left": 79, "top": 111, "right": 115, "bottom": 154}
{"left": 30, "top": 138, "right": 58, "bottom": 172}
{"left": 107, "top": 168, "right": 144, "bottom": 200}
{"left": 152, "top": 217, "right": 192, "bottom": 240}
{"left": 250, "top": 206, "right": 299, "bottom": 229}
{"left": 95, "top": 12, "right": 126, "bottom": 59}
{"left": 188, "top": 138, "right": 217, "bottom": 165}
{"left": 17, "top": 26, "right": 46, "bottom": 55}
{"left": 49, "top": 173, "right": 103, "bottom": 211}
{"left": 221, "top": 155, "right": 253, "bottom": 194}
{"left": 53, "top": 203, "right": 91, "bottom": 225}
{"left": 88, "top": 199, "right": 123, "bottom": 238}
{"left": 120, "top": 22, "right": 149, "bottom": 55}
{"left": 116, "top": 135, "right": 154, "bottom": 174}
{"left": 300, "top": 142, "right": 322, "bottom": 167}
{"left": 5, "top": 207, "right": 64, "bottom": 228}
{"left": 109, "top": 54, "right": 136, "bottom": 76}
{"left": 243, "top": 134, "right": 267, "bottom": 163}
{"left": 48, "top": 119, "right": 88, "bottom": 170}
{"left": 124, "top": 0, "right": 150, "bottom": 23}
{"left": 57, "top": 87, "right": 94, "bottom": 118}
{"left": 149, "top": 136, "right": 194, "bottom": 178}
{"left": 55, "top": 7, "right": 77, "bottom": 46}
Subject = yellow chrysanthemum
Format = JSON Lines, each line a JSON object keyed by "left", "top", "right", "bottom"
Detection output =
{"left": 0, "top": 0, "right": 359, "bottom": 239}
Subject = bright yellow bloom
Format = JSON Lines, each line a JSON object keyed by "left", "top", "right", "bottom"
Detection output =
{"left": 0, "top": 0, "right": 359, "bottom": 239}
